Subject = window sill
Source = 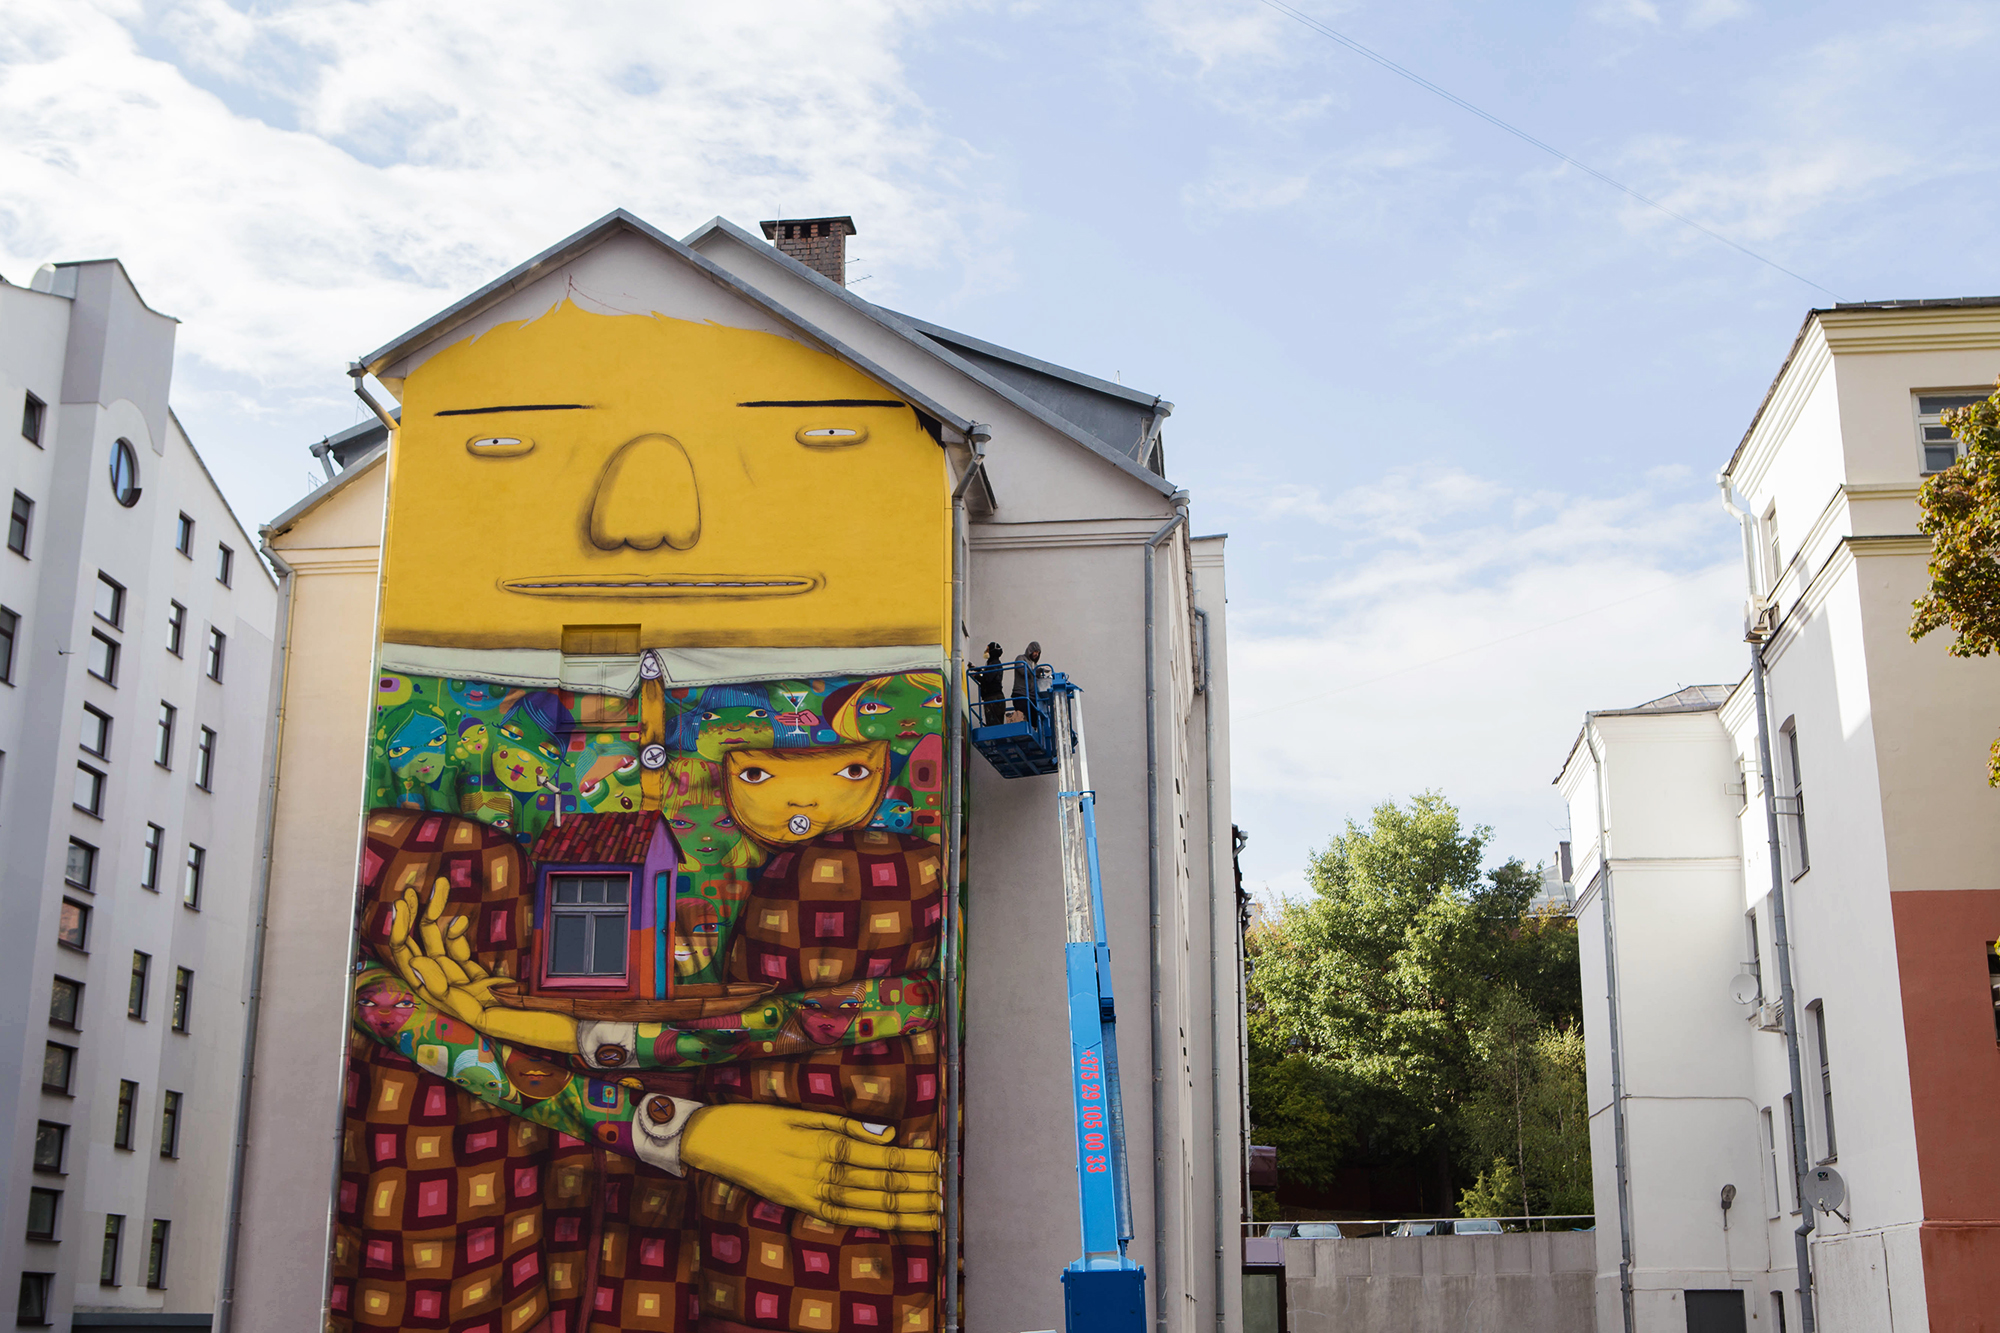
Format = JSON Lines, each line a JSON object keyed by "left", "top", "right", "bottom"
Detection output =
{"left": 128, "top": 1015, "right": 146, "bottom": 1024}
{"left": 24, "top": 1235, "right": 56, "bottom": 1245}
{"left": 40, "top": 1089, "right": 72, "bottom": 1098}
{"left": 30, "top": 1167, "right": 63, "bottom": 1178}
{"left": 85, "top": 674, "right": 115, "bottom": 688}
{"left": 56, "top": 943, "right": 87, "bottom": 956}
{"left": 155, "top": 762, "right": 172, "bottom": 772}
{"left": 72, "top": 806, "right": 103, "bottom": 821}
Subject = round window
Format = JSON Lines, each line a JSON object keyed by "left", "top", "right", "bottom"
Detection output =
{"left": 109, "top": 439, "right": 141, "bottom": 508}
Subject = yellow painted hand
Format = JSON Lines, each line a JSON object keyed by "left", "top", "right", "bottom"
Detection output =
{"left": 679, "top": 1103, "right": 942, "bottom": 1232}
{"left": 387, "top": 878, "right": 578, "bottom": 1053}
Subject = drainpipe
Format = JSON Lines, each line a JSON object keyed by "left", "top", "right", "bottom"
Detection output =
{"left": 214, "top": 540, "right": 298, "bottom": 1333}
{"left": 1193, "top": 606, "right": 1225, "bottom": 1333}
{"left": 943, "top": 424, "right": 989, "bottom": 1333}
{"left": 349, "top": 362, "right": 398, "bottom": 432}
{"left": 1145, "top": 495, "right": 1189, "bottom": 1333}
{"left": 1234, "top": 826, "right": 1252, "bottom": 1228}
{"left": 1722, "top": 475, "right": 1817, "bottom": 1332}
{"left": 1582, "top": 720, "right": 1636, "bottom": 1333}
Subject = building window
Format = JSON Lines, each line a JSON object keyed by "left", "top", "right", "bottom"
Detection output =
{"left": 166, "top": 601, "right": 185, "bottom": 657}
{"left": 33, "top": 1123, "right": 65, "bottom": 1175}
{"left": 128, "top": 952, "right": 150, "bottom": 1020}
{"left": 215, "top": 544, "right": 232, "bottom": 587}
{"left": 159, "top": 1091, "right": 181, "bottom": 1157}
{"left": 174, "top": 513, "right": 193, "bottom": 556}
{"left": 114, "top": 1081, "right": 136, "bottom": 1150}
{"left": 1916, "top": 392, "right": 1989, "bottom": 474}
{"left": 545, "top": 874, "right": 632, "bottom": 980}
{"left": 1761, "top": 503, "right": 1781, "bottom": 596}
{"left": 57, "top": 900, "right": 88, "bottom": 952}
{"left": 195, "top": 727, "right": 215, "bottom": 791}
{"left": 21, "top": 392, "right": 44, "bottom": 446}
{"left": 64, "top": 838, "right": 96, "bottom": 891}
{"left": 0, "top": 606, "right": 15, "bottom": 683}
{"left": 100, "top": 1215, "right": 123, "bottom": 1287}
{"left": 94, "top": 572, "right": 126, "bottom": 628}
{"left": 17, "top": 1272, "right": 51, "bottom": 1326}
{"left": 87, "top": 630, "right": 119, "bottom": 685}
{"left": 1811, "top": 1001, "right": 1838, "bottom": 1161}
{"left": 109, "top": 439, "right": 141, "bottom": 508}
{"left": 42, "top": 1042, "right": 74, "bottom": 1095}
{"left": 48, "top": 978, "right": 80, "bottom": 1030}
{"left": 1761, "top": 1106, "right": 1781, "bottom": 1217}
{"left": 74, "top": 763, "right": 105, "bottom": 817}
{"left": 1778, "top": 719, "right": 1809, "bottom": 879}
{"left": 25, "top": 1189, "right": 59, "bottom": 1241}
{"left": 205, "top": 628, "right": 225, "bottom": 681}
{"left": 142, "top": 824, "right": 164, "bottom": 892}
{"left": 171, "top": 968, "right": 192, "bottom": 1032}
{"left": 146, "top": 1220, "right": 169, "bottom": 1288}
{"left": 80, "top": 704, "right": 111, "bottom": 758}
{"left": 9, "top": 491, "right": 32, "bottom": 557}
{"left": 182, "top": 846, "right": 203, "bottom": 910}
{"left": 155, "top": 702, "right": 175, "bottom": 767}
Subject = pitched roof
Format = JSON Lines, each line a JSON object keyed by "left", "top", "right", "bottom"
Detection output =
{"left": 1610, "top": 684, "right": 1736, "bottom": 715}
{"left": 356, "top": 209, "right": 972, "bottom": 438}
{"left": 680, "top": 216, "right": 1181, "bottom": 499}
{"left": 528, "top": 811, "right": 665, "bottom": 866}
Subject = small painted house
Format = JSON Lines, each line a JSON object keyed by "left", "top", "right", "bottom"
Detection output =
{"left": 526, "top": 811, "right": 678, "bottom": 1002}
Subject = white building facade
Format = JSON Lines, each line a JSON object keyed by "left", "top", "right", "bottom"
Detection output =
{"left": 0, "top": 262, "right": 278, "bottom": 1330}
{"left": 1559, "top": 298, "right": 2000, "bottom": 1333}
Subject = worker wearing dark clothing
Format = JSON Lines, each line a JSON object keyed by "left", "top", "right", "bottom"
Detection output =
{"left": 1010, "top": 641, "right": 1042, "bottom": 721}
{"left": 979, "top": 643, "right": 1005, "bottom": 724}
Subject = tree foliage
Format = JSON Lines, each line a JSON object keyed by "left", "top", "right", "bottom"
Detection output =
{"left": 1246, "top": 792, "right": 1587, "bottom": 1215}
{"left": 1912, "top": 381, "right": 2000, "bottom": 783}
{"left": 1458, "top": 989, "right": 1592, "bottom": 1217}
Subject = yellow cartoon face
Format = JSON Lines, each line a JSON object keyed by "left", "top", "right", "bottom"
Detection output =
{"left": 721, "top": 742, "right": 890, "bottom": 847}
{"left": 379, "top": 301, "right": 950, "bottom": 652}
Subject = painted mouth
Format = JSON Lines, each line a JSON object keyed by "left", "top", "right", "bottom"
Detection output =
{"left": 500, "top": 575, "right": 819, "bottom": 598}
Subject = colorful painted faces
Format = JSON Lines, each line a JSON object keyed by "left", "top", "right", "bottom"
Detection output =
{"left": 722, "top": 741, "right": 891, "bottom": 847}
{"left": 378, "top": 301, "right": 950, "bottom": 652}
{"left": 830, "top": 673, "right": 944, "bottom": 752}
{"left": 387, "top": 712, "right": 449, "bottom": 786}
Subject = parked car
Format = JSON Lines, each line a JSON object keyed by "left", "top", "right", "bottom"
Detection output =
{"left": 1292, "top": 1222, "right": 1344, "bottom": 1239}
{"left": 1453, "top": 1218, "right": 1504, "bottom": 1235}
{"left": 1391, "top": 1221, "right": 1442, "bottom": 1237}
{"left": 1263, "top": 1223, "right": 1296, "bottom": 1239}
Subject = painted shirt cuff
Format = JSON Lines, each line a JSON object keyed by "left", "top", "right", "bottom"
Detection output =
{"left": 631, "top": 1095, "right": 702, "bottom": 1177}
{"left": 578, "top": 1020, "right": 638, "bottom": 1070}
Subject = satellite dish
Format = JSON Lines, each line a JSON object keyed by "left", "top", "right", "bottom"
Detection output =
{"left": 1729, "top": 973, "right": 1762, "bottom": 1006}
{"left": 1804, "top": 1166, "right": 1846, "bottom": 1213}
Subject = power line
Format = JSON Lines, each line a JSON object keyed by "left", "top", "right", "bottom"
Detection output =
{"left": 1255, "top": 0, "right": 1844, "bottom": 301}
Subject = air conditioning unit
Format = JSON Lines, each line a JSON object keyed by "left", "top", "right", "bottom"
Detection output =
{"left": 1753, "top": 1001, "right": 1786, "bottom": 1032}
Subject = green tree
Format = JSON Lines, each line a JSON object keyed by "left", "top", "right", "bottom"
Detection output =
{"left": 1912, "top": 380, "right": 2000, "bottom": 783}
{"left": 1247, "top": 792, "right": 1577, "bottom": 1211}
{"left": 1459, "top": 989, "right": 1593, "bottom": 1218}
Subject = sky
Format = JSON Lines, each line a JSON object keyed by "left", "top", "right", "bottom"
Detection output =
{"left": 3, "top": 0, "right": 1996, "bottom": 900}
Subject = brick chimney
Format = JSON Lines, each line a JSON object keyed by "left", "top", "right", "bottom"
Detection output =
{"left": 760, "top": 216, "right": 856, "bottom": 286}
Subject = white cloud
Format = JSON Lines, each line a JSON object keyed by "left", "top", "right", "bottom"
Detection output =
{"left": 1222, "top": 468, "right": 1745, "bottom": 899}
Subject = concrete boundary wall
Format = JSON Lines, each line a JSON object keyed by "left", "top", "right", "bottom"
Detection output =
{"left": 1283, "top": 1234, "right": 1597, "bottom": 1333}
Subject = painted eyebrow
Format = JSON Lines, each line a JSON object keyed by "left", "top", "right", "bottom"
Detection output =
{"left": 434, "top": 404, "right": 593, "bottom": 417}
{"left": 736, "top": 399, "right": 907, "bottom": 408}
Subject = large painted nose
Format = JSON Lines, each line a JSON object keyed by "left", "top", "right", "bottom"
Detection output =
{"left": 589, "top": 434, "right": 701, "bottom": 551}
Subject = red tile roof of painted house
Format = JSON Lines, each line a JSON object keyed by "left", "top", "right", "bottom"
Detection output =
{"left": 529, "top": 812, "right": 665, "bottom": 866}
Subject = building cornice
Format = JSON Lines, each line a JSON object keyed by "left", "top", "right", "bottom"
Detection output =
{"left": 1818, "top": 305, "right": 2000, "bottom": 355}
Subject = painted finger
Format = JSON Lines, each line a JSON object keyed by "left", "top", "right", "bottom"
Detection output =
{"left": 410, "top": 955, "right": 451, "bottom": 999}
{"left": 822, "top": 1184, "right": 943, "bottom": 1215}
{"left": 827, "top": 1167, "right": 936, "bottom": 1194}
{"left": 816, "top": 1205, "right": 940, "bottom": 1233}
{"left": 425, "top": 878, "right": 452, "bottom": 923}
{"left": 838, "top": 1141, "right": 940, "bottom": 1175}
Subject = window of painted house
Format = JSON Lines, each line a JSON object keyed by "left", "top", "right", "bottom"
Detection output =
{"left": 545, "top": 874, "right": 631, "bottom": 981}
{"left": 42, "top": 1042, "right": 74, "bottom": 1095}
{"left": 174, "top": 513, "right": 193, "bottom": 556}
{"left": 215, "top": 544, "right": 232, "bottom": 587}
{"left": 166, "top": 601, "right": 185, "bottom": 657}
{"left": 57, "top": 900, "right": 88, "bottom": 952}
{"left": 171, "top": 968, "right": 191, "bottom": 1032}
{"left": 146, "top": 1220, "right": 169, "bottom": 1288}
{"left": 74, "top": 763, "right": 105, "bottom": 816}
{"left": 155, "top": 702, "right": 175, "bottom": 767}
{"left": 195, "top": 727, "right": 215, "bottom": 791}
{"left": 159, "top": 1091, "right": 181, "bottom": 1157}
{"left": 1761, "top": 503, "right": 1781, "bottom": 596}
{"left": 33, "top": 1122, "right": 66, "bottom": 1175}
{"left": 1916, "top": 391, "right": 1989, "bottom": 474}
{"left": 0, "top": 606, "right": 16, "bottom": 683}
{"left": 94, "top": 573, "right": 124, "bottom": 628}
{"left": 25, "top": 1188, "right": 58, "bottom": 1241}
{"left": 1761, "top": 1106, "right": 1781, "bottom": 1217}
{"left": 205, "top": 628, "right": 225, "bottom": 682}
{"left": 109, "top": 439, "right": 141, "bottom": 507}
{"left": 21, "top": 392, "right": 44, "bottom": 446}
{"left": 182, "top": 846, "right": 203, "bottom": 910}
{"left": 17, "top": 1272, "right": 51, "bottom": 1326}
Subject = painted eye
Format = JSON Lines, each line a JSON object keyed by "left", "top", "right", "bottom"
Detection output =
{"left": 616, "top": 756, "right": 638, "bottom": 772}
{"left": 715, "top": 817, "right": 736, "bottom": 831}
{"left": 387, "top": 745, "right": 411, "bottom": 759}
{"left": 670, "top": 818, "right": 694, "bottom": 830}
{"left": 858, "top": 701, "right": 892, "bottom": 715}
{"left": 748, "top": 709, "right": 769, "bottom": 719}
{"left": 836, "top": 764, "right": 873, "bottom": 781}
{"left": 922, "top": 694, "right": 943, "bottom": 709}
{"left": 700, "top": 711, "right": 720, "bottom": 722}
{"left": 465, "top": 436, "right": 534, "bottom": 458}
{"left": 735, "top": 767, "right": 773, "bottom": 785}
{"left": 796, "top": 425, "right": 868, "bottom": 448}
{"left": 580, "top": 780, "right": 601, "bottom": 796}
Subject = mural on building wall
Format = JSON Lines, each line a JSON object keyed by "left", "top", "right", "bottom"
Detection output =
{"left": 331, "top": 299, "right": 957, "bottom": 1333}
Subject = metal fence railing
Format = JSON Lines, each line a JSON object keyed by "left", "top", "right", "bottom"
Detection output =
{"left": 1244, "top": 1216, "right": 1594, "bottom": 1239}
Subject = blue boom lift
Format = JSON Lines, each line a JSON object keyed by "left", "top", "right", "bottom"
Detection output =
{"left": 967, "top": 660, "right": 1147, "bottom": 1333}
